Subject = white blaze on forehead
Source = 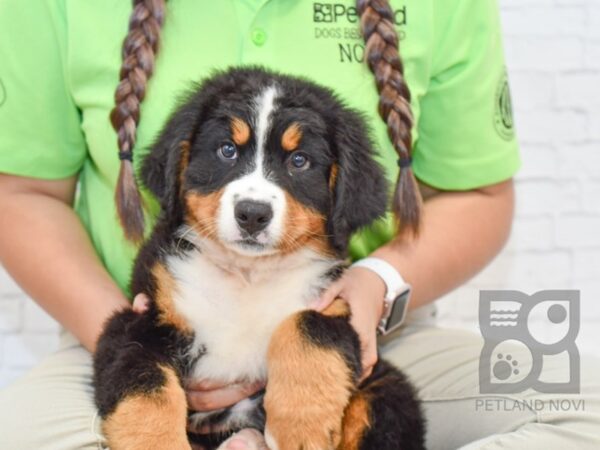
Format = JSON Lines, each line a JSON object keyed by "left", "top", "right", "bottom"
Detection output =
{"left": 215, "top": 85, "right": 287, "bottom": 254}
{"left": 253, "top": 85, "right": 279, "bottom": 172}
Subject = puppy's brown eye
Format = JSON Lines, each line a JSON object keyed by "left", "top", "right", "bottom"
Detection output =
{"left": 288, "top": 152, "right": 310, "bottom": 171}
{"left": 218, "top": 142, "right": 238, "bottom": 161}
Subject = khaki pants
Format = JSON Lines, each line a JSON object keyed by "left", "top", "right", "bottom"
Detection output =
{"left": 1, "top": 324, "right": 599, "bottom": 450}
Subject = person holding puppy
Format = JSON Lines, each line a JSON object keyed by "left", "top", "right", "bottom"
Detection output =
{"left": 0, "top": 1, "right": 599, "bottom": 449}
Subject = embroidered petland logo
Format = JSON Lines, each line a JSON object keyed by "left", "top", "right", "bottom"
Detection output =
{"left": 312, "top": 3, "right": 408, "bottom": 63}
{"left": 312, "top": 3, "right": 407, "bottom": 26}
{"left": 479, "top": 290, "right": 580, "bottom": 395}
{"left": 494, "top": 70, "right": 515, "bottom": 141}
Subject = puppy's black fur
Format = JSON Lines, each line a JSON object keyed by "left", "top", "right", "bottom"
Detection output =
{"left": 94, "top": 67, "right": 425, "bottom": 450}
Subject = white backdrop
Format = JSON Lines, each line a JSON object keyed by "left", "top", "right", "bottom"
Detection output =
{"left": 1, "top": 0, "right": 599, "bottom": 388}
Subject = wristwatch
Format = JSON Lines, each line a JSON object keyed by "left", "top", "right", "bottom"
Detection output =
{"left": 351, "top": 257, "right": 411, "bottom": 336}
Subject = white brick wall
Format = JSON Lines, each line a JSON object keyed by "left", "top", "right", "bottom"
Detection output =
{"left": 436, "top": 0, "right": 600, "bottom": 357}
{"left": 1, "top": 0, "right": 599, "bottom": 388}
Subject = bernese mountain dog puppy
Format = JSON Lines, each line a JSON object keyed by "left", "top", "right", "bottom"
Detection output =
{"left": 93, "top": 67, "right": 425, "bottom": 450}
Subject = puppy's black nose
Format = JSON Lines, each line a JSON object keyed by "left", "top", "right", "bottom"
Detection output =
{"left": 234, "top": 200, "right": 273, "bottom": 236}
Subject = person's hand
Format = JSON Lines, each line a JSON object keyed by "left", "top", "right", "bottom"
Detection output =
{"left": 185, "top": 378, "right": 266, "bottom": 418}
{"left": 186, "top": 379, "right": 265, "bottom": 437}
{"left": 310, "top": 266, "right": 386, "bottom": 380}
{"left": 132, "top": 293, "right": 150, "bottom": 313}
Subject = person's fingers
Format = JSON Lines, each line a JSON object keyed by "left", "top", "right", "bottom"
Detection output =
{"left": 187, "top": 386, "right": 243, "bottom": 412}
{"left": 363, "top": 350, "right": 377, "bottom": 372}
{"left": 187, "top": 380, "right": 265, "bottom": 412}
{"left": 360, "top": 346, "right": 377, "bottom": 381}
{"left": 360, "top": 364, "right": 374, "bottom": 382}
{"left": 357, "top": 328, "right": 378, "bottom": 381}
{"left": 310, "top": 279, "right": 344, "bottom": 311}
{"left": 186, "top": 378, "right": 229, "bottom": 392}
{"left": 132, "top": 293, "right": 150, "bottom": 314}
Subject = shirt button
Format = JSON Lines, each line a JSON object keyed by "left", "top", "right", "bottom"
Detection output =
{"left": 251, "top": 28, "right": 267, "bottom": 46}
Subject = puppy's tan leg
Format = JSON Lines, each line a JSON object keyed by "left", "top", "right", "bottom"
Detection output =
{"left": 265, "top": 299, "right": 360, "bottom": 450}
{"left": 337, "top": 393, "right": 372, "bottom": 450}
{"left": 102, "top": 366, "right": 191, "bottom": 450}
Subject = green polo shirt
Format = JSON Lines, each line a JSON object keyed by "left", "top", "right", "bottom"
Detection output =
{"left": 0, "top": 0, "right": 520, "bottom": 295}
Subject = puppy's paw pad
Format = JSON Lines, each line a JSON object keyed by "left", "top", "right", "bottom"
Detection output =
{"left": 217, "top": 429, "right": 268, "bottom": 450}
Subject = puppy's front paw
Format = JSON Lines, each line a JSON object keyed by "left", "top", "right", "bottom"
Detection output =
{"left": 102, "top": 366, "right": 192, "bottom": 450}
{"left": 265, "top": 304, "right": 358, "bottom": 450}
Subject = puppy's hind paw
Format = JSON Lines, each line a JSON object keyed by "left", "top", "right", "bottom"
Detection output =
{"left": 216, "top": 429, "right": 270, "bottom": 450}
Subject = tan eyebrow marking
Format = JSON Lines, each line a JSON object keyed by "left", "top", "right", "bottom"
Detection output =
{"left": 281, "top": 122, "right": 303, "bottom": 152}
{"left": 329, "top": 164, "right": 338, "bottom": 191}
{"left": 230, "top": 117, "right": 251, "bottom": 146}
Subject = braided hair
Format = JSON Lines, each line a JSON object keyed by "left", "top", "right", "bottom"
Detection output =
{"left": 111, "top": 0, "right": 166, "bottom": 242}
{"left": 358, "top": 0, "right": 421, "bottom": 234}
{"left": 112, "top": 0, "right": 421, "bottom": 242}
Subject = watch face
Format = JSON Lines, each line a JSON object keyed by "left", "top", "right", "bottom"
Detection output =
{"left": 386, "top": 290, "right": 410, "bottom": 332}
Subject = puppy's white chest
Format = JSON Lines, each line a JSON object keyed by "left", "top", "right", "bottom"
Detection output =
{"left": 167, "top": 249, "right": 334, "bottom": 383}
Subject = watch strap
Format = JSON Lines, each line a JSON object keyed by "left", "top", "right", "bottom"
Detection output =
{"left": 351, "top": 257, "right": 411, "bottom": 335}
{"left": 351, "top": 257, "right": 407, "bottom": 300}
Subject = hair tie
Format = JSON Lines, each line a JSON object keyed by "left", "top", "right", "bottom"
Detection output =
{"left": 397, "top": 157, "right": 412, "bottom": 169}
{"left": 119, "top": 151, "right": 133, "bottom": 162}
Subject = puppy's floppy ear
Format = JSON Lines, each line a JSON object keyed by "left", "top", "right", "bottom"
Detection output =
{"left": 141, "top": 82, "right": 219, "bottom": 217}
{"left": 328, "top": 109, "right": 389, "bottom": 255}
{"left": 141, "top": 101, "right": 196, "bottom": 216}
{"left": 142, "top": 71, "right": 242, "bottom": 217}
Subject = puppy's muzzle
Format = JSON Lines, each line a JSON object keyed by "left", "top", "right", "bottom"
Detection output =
{"left": 234, "top": 200, "right": 273, "bottom": 236}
